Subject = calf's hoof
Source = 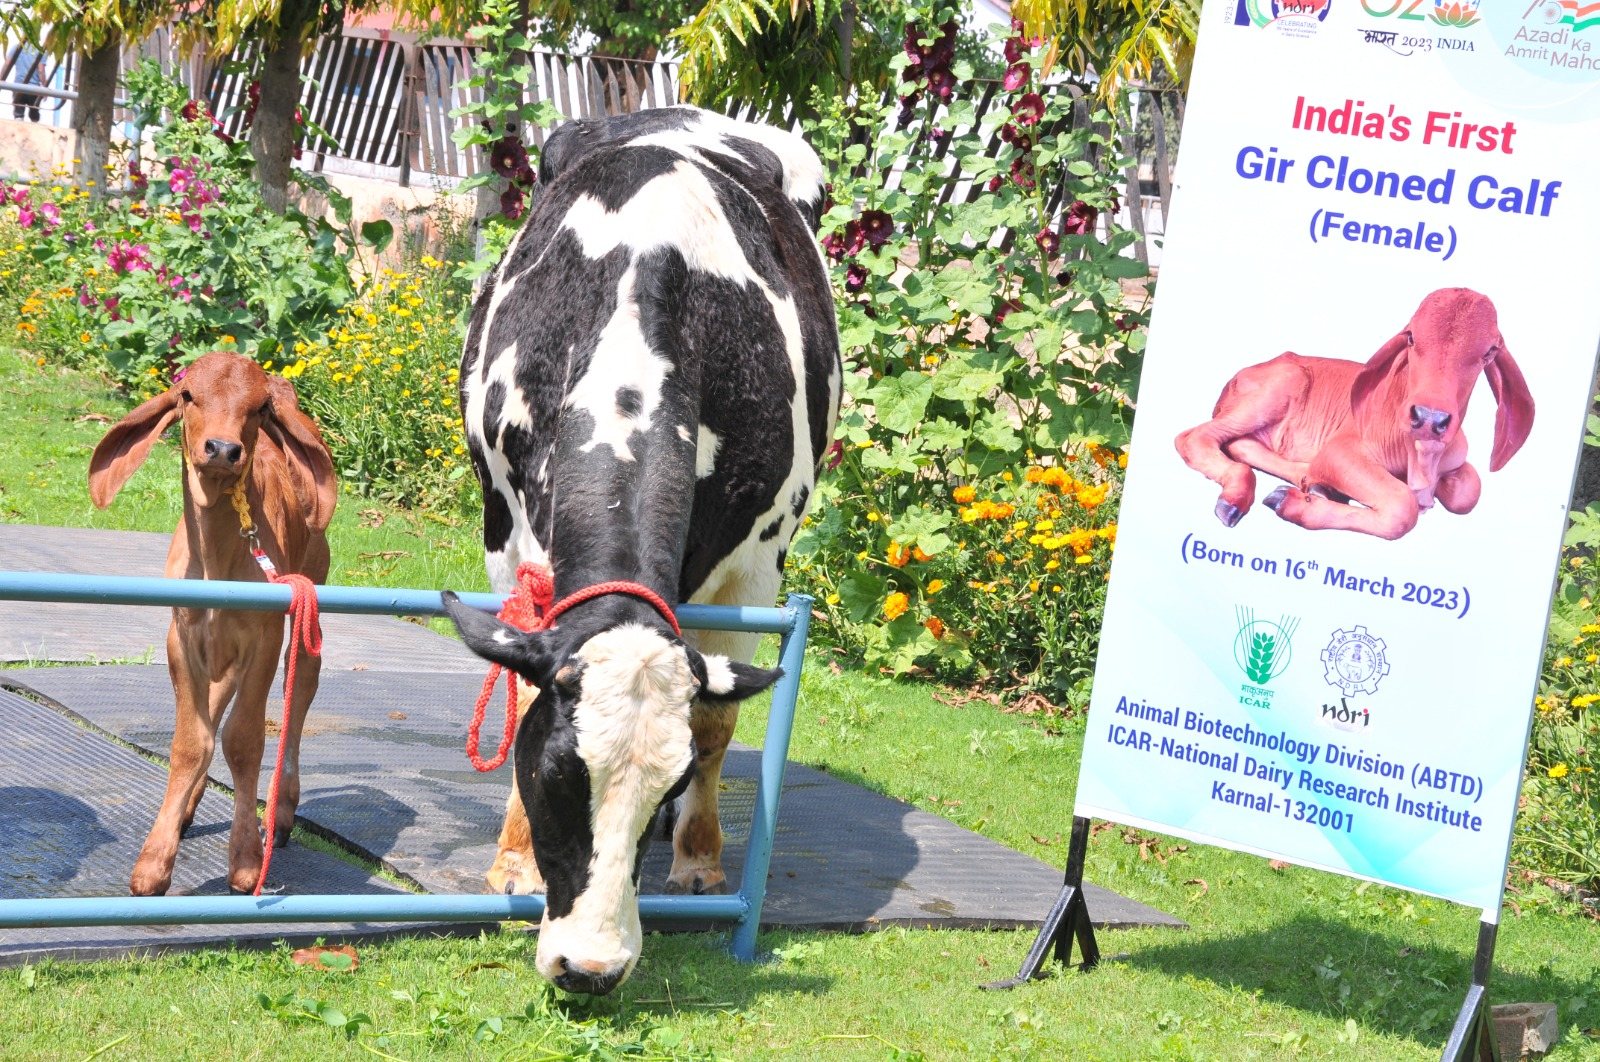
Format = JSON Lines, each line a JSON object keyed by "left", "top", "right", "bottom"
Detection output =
{"left": 1214, "top": 499, "right": 1245, "bottom": 527}
{"left": 1263, "top": 486, "right": 1292, "bottom": 513}
{"left": 129, "top": 866, "right": 173, "bottom": 897}
{"left": 486, "top": 848, "right": 545, "bottom": 895}
{"left": 664, "top": 868, "right": 728, "bottom": 895}
{"left": 229, "top": 866, "right": 263, "bottom": 895}
{"left": 273, "top": 820, "right": 294, "bottom": 849}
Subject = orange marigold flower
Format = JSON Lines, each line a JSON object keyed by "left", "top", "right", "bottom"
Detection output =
{"left": 1075, "top": 483, "right": 1111, "bottom": 510}
{"left": 925, "top": 616, "right": 946, "bottom": 639}
{"left": 887, "top": 542, "right": 911, "bottom": 568}
{"left": 883, "top": 591, "right": 910, "bottom": 621}
{"left": 912, "top": 546, "right": 933, "bottom": 563}
{"left": 926, "top": 579, "right": 945, "bottom": 594}
{"left": 952, "top": 484, "right": 976, "bottom": 504}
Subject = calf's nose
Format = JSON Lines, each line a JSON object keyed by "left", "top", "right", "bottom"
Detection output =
{"left": 1409, "top": 405, "right": 1452, "bottom": 437}
{"left": 203, "top": 438, "right": 244, "bottom": 465}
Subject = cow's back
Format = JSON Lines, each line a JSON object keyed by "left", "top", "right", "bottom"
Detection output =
{"left": 460, "top": 109, "right": 841, "bottom": 605}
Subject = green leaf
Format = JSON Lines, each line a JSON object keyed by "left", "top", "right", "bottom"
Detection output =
{"left": 838, "top": 571, "right": 886, "bottom": 623}
{"left": 869, "top": 373, "right": 934, "bottom": 435}
{"left": 359, "top": 220, "right": 395, "bottom": 256}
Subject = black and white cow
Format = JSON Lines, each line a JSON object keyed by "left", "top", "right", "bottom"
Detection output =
{"left": 442, "top": 106, "right": 841, "bottom": 995}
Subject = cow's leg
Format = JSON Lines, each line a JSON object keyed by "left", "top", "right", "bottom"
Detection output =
{"left": 668, "top": 580, "right": 770, "bottom": 896}
{"left": 269, "top": 616, "right": 320, "bottom": 848}
{"left": 220, "top": 642, "right": 279, "bottom": 894}
{"left": 1174, "top": 365, "right": 1299, "bottom": 527}
{"left": 1265, "top": 442, "right": 1421, "bottom": 539}
{"left": 131, "top": 622, "right": 224, "bottom": 896}
{"left": 1434, "top": 462, "right": 1481, "bottom": 515}
{"left": 486, "top": 677, "right": 546, "bottom": 895}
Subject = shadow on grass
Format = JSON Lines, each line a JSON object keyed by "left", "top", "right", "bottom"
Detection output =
{"left": 1120, "top": 912, "right": 1600, "bottom": 1047}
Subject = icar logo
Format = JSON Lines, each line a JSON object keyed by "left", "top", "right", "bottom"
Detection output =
{"left": 1234, "top": 606, "right": 1301, "bottom": 708}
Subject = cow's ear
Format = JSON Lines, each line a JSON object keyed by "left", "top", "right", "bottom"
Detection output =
{"left": 686, "top": 648, "right": 782, "bottom": 702}
{"left": 442, "top": 591, "right": 558, "bottom": 685}
{"left": 1351, "top": 329, "right": 1412, "bottom": 419}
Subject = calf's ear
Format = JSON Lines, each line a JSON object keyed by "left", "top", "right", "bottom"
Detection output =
{"left": 1485, "top": 338, "right": 1535, "bottom": 472}
{"left": 1350, "top": 329, "right": 1412, "bottom": 420}
{"left": 89, "top": 388, "right": 182, "bottom": 508}
{"left": 263, "top": 377, "right": 338, "bottom": 530}
{"left": 687, "top": 648, "right": 783, "bottom": 702}
{"left": 442, "top": 591, "right": 558, "bottom": 685}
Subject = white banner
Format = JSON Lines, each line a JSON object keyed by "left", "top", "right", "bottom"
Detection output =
{"left": 1075, "top": 0, "right": 1600, "bottom": 913}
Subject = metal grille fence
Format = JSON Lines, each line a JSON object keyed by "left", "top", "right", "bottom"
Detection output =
{"left": 0, "top": 572, "right": 813, "bottom": 963}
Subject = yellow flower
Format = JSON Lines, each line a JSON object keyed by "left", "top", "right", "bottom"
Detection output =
{"left": 952, "top": 485, "right": 976, "bottom": 504}
{"left": 1034, "top": 519, "right": 1054, "bottom": 531}
{"left": 825, "top": 592, "right": 841, "bottom": 606}
{"left": 1557, "top": 656, "right": 1575, "bottom": 668}
{"left": 926, "top": 579, "right": 945, "bottom": 595}
{"left": 883, "top": 592, "right": 910, "bottom": 621}
{"left": 1045, "top": 559, "right": 1060, "bottom": 571}
{"left": 1548, "top": 763, "right": 1569, "bottom": 779}
{"left": 866, "top": 511, "right": 881, "bottom": 523}
{"left": 78, "top": 331, "right": 91, "bottom": 344}
{"left": 1001, "top": 471, "right": 1014, "bottom": 482}
{"left": 1075, "top": 554, "right": 1094, "bottom": 565}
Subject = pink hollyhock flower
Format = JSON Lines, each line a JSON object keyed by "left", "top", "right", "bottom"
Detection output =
{"left": 1003, "top": 63, "right": 1030, "bottom": 92}
{"left": 1004, "top": 37, "right": 1025, "bottom": 64}
{"left": 106, "top": 241, "right": 153, "bottom": 273}
{"left": 169, "top": 167, "right": 192, "bottom": 195}
{"left": 38, "top": 202, "right": 60, "bottom": 230}
{"left": 8, "top": 186, "right": 27, "bottom": 204}
{"left": 987, "top": 175, "right": 1003, "bottom": 193}
{"left": 16, "top": 206, "right": 34, "bottom": 228}
{"left": 1013, "top": 93, "right": 1045, "bottom": 127}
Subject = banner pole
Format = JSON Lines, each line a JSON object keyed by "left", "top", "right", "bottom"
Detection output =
{"left": 982, "top": 815, "right": 1099, "bottom": 989}
{"left": 1441, "top": 920, "right": 1502, "bottom": 1062}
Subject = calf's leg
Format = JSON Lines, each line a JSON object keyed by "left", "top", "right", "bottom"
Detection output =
{"left": 1265, "top": 440, "right": 1421, "bottom": 539}
{"left": 131, "top": 622, "right": 223, "bottom": 896}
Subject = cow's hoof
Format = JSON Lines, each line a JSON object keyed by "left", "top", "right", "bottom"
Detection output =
{"left": 128, "top": 873, "right": 171, "bottom": 898}
{"left": 664, "top": 870, "right": 728, "bottom": 896}
{"left": 1214, "top": 499, "right": 1244, "bottom": 527}
{"left": 1263, "top": 486, "right": 1291, "bottom": 513}
{"left": 487, "top": 849, "right": 545, "bottom": 895}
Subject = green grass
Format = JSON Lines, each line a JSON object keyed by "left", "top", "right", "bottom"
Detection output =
{"left": 3, "top": 350, "right": 1600, "bottom": 1060}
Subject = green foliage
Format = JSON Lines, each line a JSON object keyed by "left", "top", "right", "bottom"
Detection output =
{"left": 449, "top": 0, "right": 562, "bottom": 280}
{"left": 1011, "top": 0, "right": 1201, "bottom": 97}
{"left": 790, "top": 8, "right": 1146, "bottom": 697}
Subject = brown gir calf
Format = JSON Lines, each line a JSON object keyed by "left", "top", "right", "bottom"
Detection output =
{"left": 88, "top": 353, "right": 336, "bottom": 895}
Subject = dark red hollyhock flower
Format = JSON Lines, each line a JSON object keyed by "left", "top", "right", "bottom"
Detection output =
{"left": 180, "top": 99, "right": 203, "bottom": 122}
{"left": 1004, "top": 36, "right": 1025, "bottom": 64}
{"left": 1062, "top": 199, "right": 1099, "bottom": 236}
{"left": 844, "top": 263, "right": 868, "bottom": 293}
{"left": 1013, "top": 92, "right": 1045, "bottom": 127}
{"left": 1003, "top": 62, "right": 1030, "bottom": 92}
{"left": 1011, "top": 16, "right": 1025, "bottom": 31}
{"left": 1056, "top": 269, "right": 1074, "bottom": 286}
{"left": 987, "top": 175, "right": 1004, "bottom": 193}
{"left": 999, "top": 124, "right": 1033, "bottom": 153}
{"left": 500, "top": 185, "right": 525, "bottom": 221}
{"left": 514, "top": 162, "right": 536, "bottom": 187}
{"left": 896, "top": 96, "right": 920, "bottom": 130}
{"left": 821, "top": 231, "right": 847, "bottom": 261}
{"left": 927, "top": 68, "right": 956, "bottom": 100}
{"left": 903, "top": 22, "right": 926, "bottom": 66}
{"left": 1117, "top": 314, "right": 1139, "bottom": 331}
{"left": 1035, "top": 229, "right": 1060, "bottom": 255}
{"left": 842, "top": 219, "right": 866, "bottom": 257}
{"left": 489, "top": 135, "right": 528, "bottom": 180}
{"left": 1009, "top": 156, "right": 1036, "bottom": 189}
{"left": 925, "top": 20, "right": 958, "bottom": 70}
{"left": 825, "top": 439, "right": 844, "bottom": 470}
{"left": 859, "top": 209, "right": 893, "bottom": 248}
{"left": 994, "top": 298, "right": 1024, "bottom": 326}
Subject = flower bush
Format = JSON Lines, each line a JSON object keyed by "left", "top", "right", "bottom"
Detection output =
{"left": 790, "top": 7, "right": 1146, "bottom": 699}
{"left": 286, "top": 260, "right": 472, "bottom": 510}
{"left": 1518, "top": 479, "right": 1600, "bottom": 896}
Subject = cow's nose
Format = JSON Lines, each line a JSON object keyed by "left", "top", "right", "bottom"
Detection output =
{"left": 1409, "top": 405, "right": 1451, "bottom": 436}
{"left": 203, "top": 438, "right": 244, "bottom": 465}
{"left": 552, "top": 955, "right": 627, "bottom": 996}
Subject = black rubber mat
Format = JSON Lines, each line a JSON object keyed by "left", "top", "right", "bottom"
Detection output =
{"left": 0, "top": 687, "right": 414, "bottom": 965}
{"left": 5, "top": 666, "right": 1185, "bottom": 933}
{"left": 0, "top": 524, "right": 483, "bottom": 672}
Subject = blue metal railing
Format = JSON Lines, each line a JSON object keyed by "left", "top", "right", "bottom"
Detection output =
{"left": 0, "top": 571, "right": 811, "bottom": 962}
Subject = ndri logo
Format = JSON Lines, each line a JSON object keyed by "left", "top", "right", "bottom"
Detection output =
{"left": 1236, "top": 0, "right": 1334, "bottom": 33}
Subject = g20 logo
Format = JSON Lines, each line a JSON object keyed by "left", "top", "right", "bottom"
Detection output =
{"left": 1363, "top": 0, "right": 1482, "bottom": 25}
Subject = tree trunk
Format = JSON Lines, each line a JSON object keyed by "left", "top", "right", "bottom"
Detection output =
{"left": 251, "top": 10, "right": 313, "bottom": 214}
{"left": 73, "top": 35, "right": 120, "bottom": 198}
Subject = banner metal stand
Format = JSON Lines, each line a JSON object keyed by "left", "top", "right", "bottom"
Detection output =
{"left": 981, "top": 816, "right": 1099, "bottom": 989}
{"left": 1441, "top": 920, "right": 1502, "bottom": 1062}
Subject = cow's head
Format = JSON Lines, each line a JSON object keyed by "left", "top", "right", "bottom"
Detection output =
{"left": 441, "top": 592, "right": 780, "bottom": 995}
{"left": 1351, "top": 287, "right": 1534, "bottom": 500}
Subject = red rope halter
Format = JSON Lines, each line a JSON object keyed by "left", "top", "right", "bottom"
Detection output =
{"left": 466, "top": 562, "right": 681, "bottom": 772}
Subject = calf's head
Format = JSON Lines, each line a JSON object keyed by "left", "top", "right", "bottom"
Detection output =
{"left": 88, "top": 352, "right": 334, "bottom": 526}
{"left": 442, "top": 593, "right": 780, "bottom": 995}
{"left": 1351, "top": 287, "right": 1534, "bottom": 498}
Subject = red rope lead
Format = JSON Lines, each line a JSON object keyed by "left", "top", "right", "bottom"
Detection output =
{"left": 255, "top": 558, "right": 322, "bottom": 898}
{"left": 465, "top": 563, "right": 680, "bottom": 773}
